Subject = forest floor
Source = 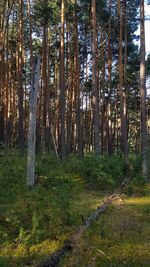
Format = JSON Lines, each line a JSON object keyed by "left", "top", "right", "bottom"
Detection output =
{"left": 58, "top": 194, "right": 150, "bottom": 267}
{"left": 0, "top": 152, "right": 150, "bottom": 267}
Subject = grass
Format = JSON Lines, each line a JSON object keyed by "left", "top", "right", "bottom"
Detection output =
{"left": 58, "top": 195, "right": 150, "bottom": 267}
{"left": 0, "top": 151, "right": 150, "bottom": 266}
{"left": 0, "top": 152, "right": 103, "bottom": 267}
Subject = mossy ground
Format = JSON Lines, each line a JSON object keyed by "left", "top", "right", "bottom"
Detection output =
{"left": 0, "top": 152, "right": 103, "bottom": 267}
{"left": 59, "top": 193, "right": 150, "bottom": 267}
{"left": 0, "top": 151, "right": 149, "bottom": 267}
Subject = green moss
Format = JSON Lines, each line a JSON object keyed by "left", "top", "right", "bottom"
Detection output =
{"left": 59, "top": 196, "right": 150, "bottom": 267}
{"left": 0, "top": 152, "right": 103, "bottom": 266}
{"left": 0, "top": 152, "right": 149, "bottom": 266}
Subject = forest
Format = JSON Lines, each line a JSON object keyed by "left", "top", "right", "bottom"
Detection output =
{"left": 0, "top": 0, "right": 150, "bottom": 266}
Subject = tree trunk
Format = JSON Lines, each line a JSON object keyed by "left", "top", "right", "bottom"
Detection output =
{"left": 18, "top": 0, "right": 24, "bottom": 151}
{"left": 27, "top": 56, "right": 40, "bottom": 187}
{"left": 41, "top": 0, "right": 49, "bottom": 153}
{"left": 0, "top": 1, "right": 6, "bottom": 143}
{"left": 74, "top": 1, "right": 83, "bottom": 157}
{"left": 101, "top": 32, "right": 106, "bottom": 153}
{"left": 118, "top": 0, "right": 128, "bottom": 156}
{"left": 91, "top": 0, "right": 100, "bottom": 155}
{"left": 27, "top": 0, "right": 33, "bottom": 70}
{"left": 60, "top": 0, "right": 66, "bottom": 158}
{"left": 107, "top": 0, "right": 112, "bottom": 154}
{"left": 140, "top": 0, "right": 148, "bottom": 181}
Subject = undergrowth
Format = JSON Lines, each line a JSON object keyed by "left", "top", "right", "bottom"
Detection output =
{"left": 0, "top": 151, "right": 149, "bottom": 266}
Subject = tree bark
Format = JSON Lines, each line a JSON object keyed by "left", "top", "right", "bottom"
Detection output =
{"left": 91, "top": 0, "right": 100, "bottom": 155}
{"left": 140, "top": 0, "right": 148, "bottom": 181}
{"left": 18, "top": 0, "right": 24, "bottom": 151}
{"left": 60, "top": 0, "right": 66, "bottom": 158}
{"left": 118, "top": 0, "right": 128, "bottom": 156}
{"left": 74, "top": 0, "right": 83, "bottom": 157}
{"left": 107, "top": 0, "right": 112, "bottom": 154}
{"left": 41, "top": 0, "right": 48, "bottom": 153}
{"left": 27, "top": 56, "right": 40, "bottom": 187}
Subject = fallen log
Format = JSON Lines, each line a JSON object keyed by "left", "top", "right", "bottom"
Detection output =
{"left": 36, "top": 194, "right": 123, "bottom": 267}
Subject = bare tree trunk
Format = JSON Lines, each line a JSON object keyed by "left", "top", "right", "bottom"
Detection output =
{"left": 101, "top": 32, "right": 106, "bottom": 153}
{"left": 107, "top": 0, "right": 112, "bottom": 154}
{"left": 27, "top": 56, "right": 40, "bottom": 187}
{"left": 140, "top": 0, "right": 148, "bottom": 181}
{"left": 27, "top": 0, "right": 33, "bottom": 70}
{"left": 42, "top": 24, "right": 48, "bottom": 152}
{"left": 118, "top": 0, "right": 128, "bottom": 156}
{"left": 60, "top": 0, "right": 66, "bottom": 158}
{"left": 74, "top": 0, "right": 83, "bottom": 157}
{"left": 91, "top": 0, "right": 100, "bottom": 155}
{"left": 67, "top": 59, "right": 73, "bottom": 154}
{"left": 18, "top": 0, "right": 24, "bottom": 151}
{"left": 41, "top": 0, "right": 49, "bottom": 153}
{"left": 0, "top": 1, "right": 6, "bottom": 143}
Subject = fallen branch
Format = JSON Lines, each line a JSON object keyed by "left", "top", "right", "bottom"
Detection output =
{"left": 36, "top": 194, "right": 123, "bottom": 267}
